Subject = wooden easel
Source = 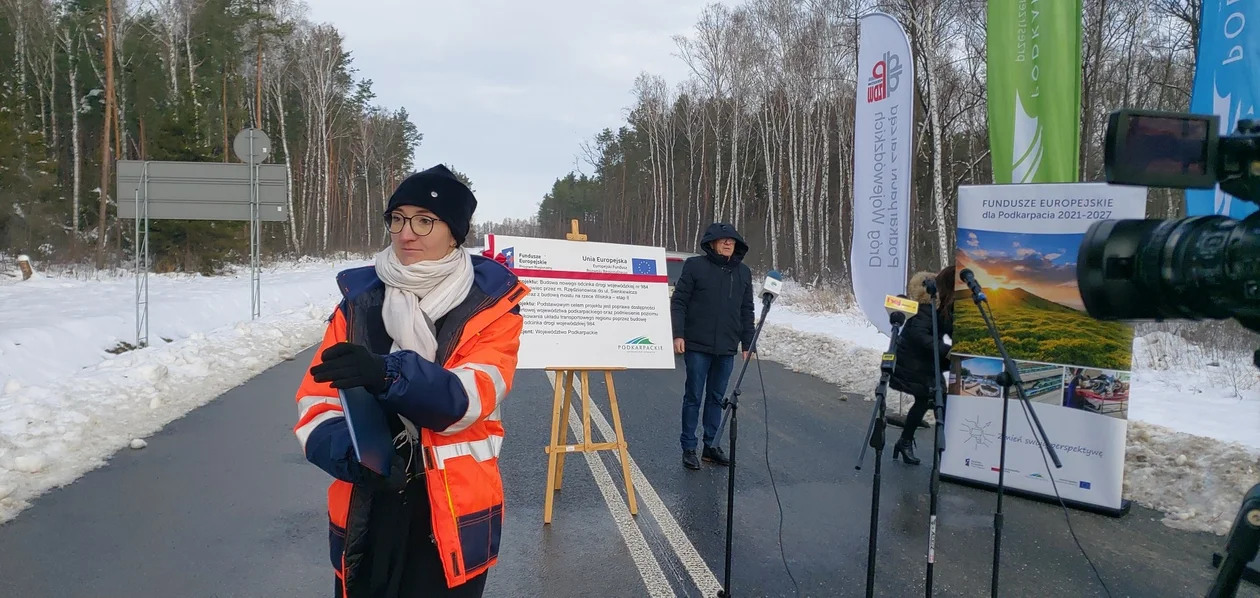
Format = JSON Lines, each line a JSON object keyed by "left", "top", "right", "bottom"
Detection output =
{"left": 542, "top": 219, "right": 638, "bottom": 524}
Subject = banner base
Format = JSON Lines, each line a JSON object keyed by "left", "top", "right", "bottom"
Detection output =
{"left": 1211, "top": 552, "right": 1260, "bottom": 588}
{"left": 940, "top": 472, "right": 1132, "bottom": 518}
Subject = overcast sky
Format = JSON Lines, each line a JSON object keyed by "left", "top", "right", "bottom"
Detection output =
{"left": 303, "top": 0, "right": 734, "bottom": 223}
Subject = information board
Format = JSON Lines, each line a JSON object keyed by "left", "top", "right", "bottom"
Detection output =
{"left": 940, "top": 182, "right": 1147, "bottom": 513}
{"left": 485, "top": 234, "right": 675, "bottom": 370}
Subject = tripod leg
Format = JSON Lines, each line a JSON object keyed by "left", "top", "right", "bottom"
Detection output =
{"left": 605, "top": 370, "right": 638, "bottom": 515}
{"left": 543, "top": 370, "right": 568, "bottom": 524}
{"left": 555, "top": 371, "right": 574, "bottom": 491}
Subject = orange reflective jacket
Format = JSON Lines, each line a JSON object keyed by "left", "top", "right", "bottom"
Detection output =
{"left": 292, "top": 255, "right": 528, "bottom": 594}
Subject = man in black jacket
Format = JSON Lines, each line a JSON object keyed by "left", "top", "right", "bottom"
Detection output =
{"left": 670, "top": 222, "right": 755, "bottom": 470}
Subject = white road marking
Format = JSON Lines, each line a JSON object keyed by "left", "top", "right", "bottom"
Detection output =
{"left": 546, "top": 372, "right": 674, "bottom": 598}
{"left": 548, "top": 371, "right": 723, "bottom": 597}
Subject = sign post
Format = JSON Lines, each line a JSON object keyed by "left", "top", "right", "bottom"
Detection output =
{"left": 116, "top": 129, "right": 285, "bottom": 347}
{"left": 233, "top": 127, "right": 272, "bottom": 320}
{"left": 487, "top": 220, "right": 675, "bottom": 524}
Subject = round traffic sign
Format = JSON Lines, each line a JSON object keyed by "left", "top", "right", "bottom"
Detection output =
{"left": 233, "top": 128, "right": 272, "bottom": 165}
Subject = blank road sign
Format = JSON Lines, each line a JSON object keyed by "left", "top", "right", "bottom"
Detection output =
{"left": 115, "top": 160, "right": 289, "bottom": 222}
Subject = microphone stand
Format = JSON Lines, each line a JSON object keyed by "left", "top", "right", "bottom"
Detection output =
{"left": 855, "top": 310, "right": 907, "bottom": 598}
{"left": 925, "top": 281, "right": 947, "bottom": 597}
{"left": 963, "top": 279, "right": 1063, "bottom": 598}
{"left": 1206, "top": 482, "right": 1259, "bottom": 598}
{"left": 714, "top": 290, "right": 776, "bottom": 598}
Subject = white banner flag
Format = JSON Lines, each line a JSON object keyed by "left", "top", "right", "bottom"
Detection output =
{"left": 851, "top": 12, "right": 914, "bottom": 337}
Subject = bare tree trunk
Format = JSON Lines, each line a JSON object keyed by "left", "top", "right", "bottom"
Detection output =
{"left": 256, "top": 35, "right": 264, "bottom": 127}
{"left": 820, "top": 102, "right": 831, "bottom": 275}
{"left": 96, "top": 0, "right": 117, "bottom": 268}
{"left": 711, "top": 107, "right": 725, "bottom": 222}
{"left": 222, "top": 69, "right": 229, "bottom": 161}
{"left": 728, "top": 99, "right": 742, "bottom": 230}
{"left": 273, "top": 88, "right": 298, "bottom": 251}
{"left": 321, "top": 120, "right": 330, "bottom": 253}
{"left": 923, "top": 3, "right": 950, "bottom": 266}
{"left": 60, "top": 21, "right": 83, "bottom": 237}
{"left": 759, "top": 102, "right": 780, "bottom": 270}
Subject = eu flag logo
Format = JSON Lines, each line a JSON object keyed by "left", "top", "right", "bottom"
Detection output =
{"left": 632, "top": 258, "right": 657, "bottom": 275}
{"left": 500, "top": 247, "right": 515, "bottom": 268}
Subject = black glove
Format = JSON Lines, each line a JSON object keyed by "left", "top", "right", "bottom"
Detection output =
{"left": 355, "top": 453, "right": 409, "bottom": 493}
{"left": 310, "top": 342, "right": 390, "bottom": 394}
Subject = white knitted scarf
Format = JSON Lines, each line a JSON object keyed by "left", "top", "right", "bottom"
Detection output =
{"left": 374, "top": 246, "right": 474, "bottom": 360}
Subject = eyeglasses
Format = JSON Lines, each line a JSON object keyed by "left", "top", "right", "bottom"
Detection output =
{"left": 387, "top": 213, "right": 440, "bottom": 236}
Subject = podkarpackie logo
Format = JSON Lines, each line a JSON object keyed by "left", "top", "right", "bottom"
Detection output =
{"left": 619, "top": 336, "right": 661, "bottom": 352}
{"left": 866, "top": 51, "right": 903, "bottom": 103}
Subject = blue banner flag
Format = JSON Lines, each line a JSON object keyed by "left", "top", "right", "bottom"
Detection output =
{"left": 1187, "top": 1, "right": 1260, "bottom": 217}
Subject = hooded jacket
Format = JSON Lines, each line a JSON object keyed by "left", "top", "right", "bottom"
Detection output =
{"left": 670, "top": 223, "right": 755, "bottom": 356}
{"left": 890, "top": 270, "right": 953, "bottom": 398}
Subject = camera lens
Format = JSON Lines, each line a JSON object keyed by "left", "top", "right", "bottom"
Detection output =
{"left": 1078, "top": 214, "right": 1260, "bottom": 322}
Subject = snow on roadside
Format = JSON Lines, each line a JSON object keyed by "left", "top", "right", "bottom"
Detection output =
{"left": 1125, "top": 421, "right": 1258, "bottom": 535}
{"left": 0, "top": 258, "right": 369, "bottom": 390}
{"left": 0, "top": 304, "right": 332, "bottom": 524}
{"left": 755, "top": 285, "right": 1260, "bottom": 536}
{"left": 0, "top": 258, "right": 371, "bottom": 525}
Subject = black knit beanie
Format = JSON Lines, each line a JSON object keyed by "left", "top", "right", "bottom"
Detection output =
{"left": 383, "top": 164, "right": 477, "bottom": 245}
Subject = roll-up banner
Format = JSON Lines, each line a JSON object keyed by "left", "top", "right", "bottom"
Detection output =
{"left": 940, "top": 182, "right": 1147, "bottom": 515}
{"left": 851, "top": 12, "right": 913, "bottom": 337}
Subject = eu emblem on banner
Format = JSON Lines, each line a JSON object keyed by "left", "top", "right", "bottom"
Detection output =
{"left": 499, "top": 247, "right": 515, "bottom": 268}
{"left": 632, "top": 258, "right": 657, "bottom": 275}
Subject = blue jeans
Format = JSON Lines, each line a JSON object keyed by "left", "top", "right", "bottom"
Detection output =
{"left": 680, "top": 350, "right": 735, "bottom": 451}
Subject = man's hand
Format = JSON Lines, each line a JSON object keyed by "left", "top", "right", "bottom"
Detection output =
{"left": 674, "top": 338, "right": 686, "bottom": 354}
{"left": 310, "top": 342, "right": 390, "bottom": 394}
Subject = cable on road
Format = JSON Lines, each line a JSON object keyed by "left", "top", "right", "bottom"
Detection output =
{"left": 1018, "top": 399, "right": 1114, "bottom": 598}
{"left": 756, "top": 354, "right": 802, "bottom": 597}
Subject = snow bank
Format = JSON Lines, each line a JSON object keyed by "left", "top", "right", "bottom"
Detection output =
{"left": 1126, "top": 421, "right": 1259, "bottom": 535}
{"left": 757, "top": 287, "right": 1260, "bottom": 536}
{"left": 0, "top": 258, "right": 369, "bottom": 524}
{"left": 0, "top": 258, "right": 369, "bottom": 390}
{"left": 0, "top": 304, "right": 331, "bottom": 523}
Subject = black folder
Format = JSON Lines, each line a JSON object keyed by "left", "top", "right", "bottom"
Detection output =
{"left": 338, "top": 387, "right": 395, "bottom": 477}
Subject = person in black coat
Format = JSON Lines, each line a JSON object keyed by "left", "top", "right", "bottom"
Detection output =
{"left": 670, "top": 222, "right": 756, "bottom": 470}
{"left": 889, "top": 265, "right": 955, "bottom": 465}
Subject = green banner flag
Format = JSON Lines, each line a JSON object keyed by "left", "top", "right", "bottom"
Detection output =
{"left": 987, "top": 0, "right": 1082, "bottom": 184}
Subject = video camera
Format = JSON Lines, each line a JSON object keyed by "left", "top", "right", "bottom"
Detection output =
{"left": 1077, "top": 108, "right": 1260, "bottom": 337}
{"left": 1081, "top": 110, "right": 1260, "bottom": 597}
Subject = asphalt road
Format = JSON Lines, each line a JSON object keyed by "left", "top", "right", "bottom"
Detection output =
{"left": 0, "top": 345, "right": 1256, "bottom": 598}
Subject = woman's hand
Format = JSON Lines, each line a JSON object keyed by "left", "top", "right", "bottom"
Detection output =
{"left": 310, "top": 342, "right": 390, "bottom": 394}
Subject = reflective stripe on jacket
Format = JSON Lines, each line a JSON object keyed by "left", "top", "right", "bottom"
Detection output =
{"left": 292, "top": 254, "right": 529, "bottom": 594}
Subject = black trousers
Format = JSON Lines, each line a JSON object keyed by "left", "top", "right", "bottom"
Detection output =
{"left": 334, "top": 477, "right": 489, "bottom": 598}
{"left": 335, "top": 571, "right": 487, "bottom": 598}
{"left": 900, "top": 391, "right": 933, "bottom": 441}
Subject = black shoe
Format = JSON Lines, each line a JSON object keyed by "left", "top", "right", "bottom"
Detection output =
{"left": 702, "top": 445, "right": 730, "bottom": 466}
{"left": 683, "top": 450, "right": 700, "bottom": 470}
{"left": 892, "top": 438, "right": 921, "bottom": 465}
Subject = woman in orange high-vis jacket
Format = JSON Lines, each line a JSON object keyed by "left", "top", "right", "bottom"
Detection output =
{"left": 293, "top": 164, "right": 529, "bottom": 597}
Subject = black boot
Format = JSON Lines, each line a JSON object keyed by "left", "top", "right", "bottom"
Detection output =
{"left": 893, "top": 437, "right": 921, "bottom": 465}
{"left": 683, "top": 449, "right": 700, "bottom": 470}
{"left": 702, "top": 445, "right": 730, "bottom": 466}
